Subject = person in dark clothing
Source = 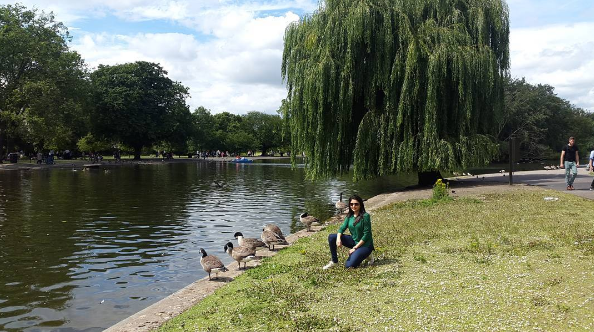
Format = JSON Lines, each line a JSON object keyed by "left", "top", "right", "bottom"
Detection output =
{"left": 560, "top": 137, "right": 579, "bottom": 190}
{"left": 588, "top": 149, "right": 594, "bottom": 190}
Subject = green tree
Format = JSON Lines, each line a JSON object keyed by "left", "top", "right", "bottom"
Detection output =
{"left": 0, "top": 4, "right": 89, "bottom": 158}
{"left": 211, "top": 112, "right": 244, "bottom": 152}
{"left": 243, "top": 111, "right": 283, "bottom": 155}
{"left": 90, "top": 61, "right": 190, "bottom": 159}
{"left": 499, "top": 77, "right": 552, "bottom": 158}
{"left": 282, "top": 0, "right": 509, "bottom": 181}
{"left": 500, "top": 77, "right": 594, "bottom": 160}
{"left": 226, "top": 130, "right": 256, "bottom": 154}
{"left": 188, "top": 106, "right": 217, "bottom": 152}
{"left": 76, "top": 133, "right": 112, "bottom": 154}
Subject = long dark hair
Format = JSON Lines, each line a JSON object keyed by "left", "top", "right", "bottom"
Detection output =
{"left": 347, "top": 195, "right": 366, "bottom": 225}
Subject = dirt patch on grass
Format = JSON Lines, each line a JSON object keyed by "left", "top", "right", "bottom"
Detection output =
{"left": 365, "top": 181, "right": 539, "bottom": 211}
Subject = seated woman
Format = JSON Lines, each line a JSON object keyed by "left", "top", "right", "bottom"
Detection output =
{"left": 323, "top": 194, "right": 374, "bottom": 269}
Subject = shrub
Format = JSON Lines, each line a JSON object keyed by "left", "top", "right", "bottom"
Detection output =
{"left": 432, "top": 178, "right": 449, "bottom": 200}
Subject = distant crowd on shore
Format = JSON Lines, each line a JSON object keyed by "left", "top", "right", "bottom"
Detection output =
{"left": 1, "top": 148, "right": 296, "bottom": 165}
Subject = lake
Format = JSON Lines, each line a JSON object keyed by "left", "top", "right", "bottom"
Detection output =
{"left": 0, "top": 160, "right": 417, "bottom": 331}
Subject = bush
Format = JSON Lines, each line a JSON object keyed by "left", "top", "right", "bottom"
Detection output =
{"left": 432, "top": 178, "right": 449, "bottom": 200}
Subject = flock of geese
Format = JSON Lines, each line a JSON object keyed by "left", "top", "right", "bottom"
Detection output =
{"left": 199, "top": 225, "right": 289, "bottom": 280}
{"left": 199, "top": 192, "right": 349, "bottom": 280}
{"left": 451, "top": 172, "right": 474, "bottom": 176}
{"left": 543, "top": 165, "right": 562, "bottom": 170}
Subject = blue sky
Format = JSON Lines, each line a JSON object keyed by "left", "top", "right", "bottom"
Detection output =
{"left": 2, "top": 0, "right": 594, "bottom": 113}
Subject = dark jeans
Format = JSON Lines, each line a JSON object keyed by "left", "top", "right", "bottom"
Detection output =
{"left": 328, "top": 233, "right": 373, "bottom": 268}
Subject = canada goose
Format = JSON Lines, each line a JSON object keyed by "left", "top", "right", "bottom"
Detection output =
{"left": 335, "top": 192, "right": 347, "bottom": 214}
{"left": 263, "top": 223, "right": 284, "bottom": 238}
{"left": 224, "top": 242, "right": 256, "bottom": 270}
{"left": 299, "top": 212, "right": 319, "bottom": 232}
{"left": 234, "top": 232, "right": 266, "bottom": 249}
{"left": 199, "top": 248, "right": 228, "bottom": 280}
{"left": 261, "top": 229, "right": 289, "bottom": 250}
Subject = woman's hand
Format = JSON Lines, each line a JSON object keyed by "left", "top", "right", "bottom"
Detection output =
{"left": 348, "top": 248, "right": 356, "bottom": 255}
{"left": 336, "top": 237, "right": 342, "bottom": 247}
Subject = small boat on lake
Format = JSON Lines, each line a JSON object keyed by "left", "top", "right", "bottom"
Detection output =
{"left": 231, "top": 157, "right": 253, "bottom": 163}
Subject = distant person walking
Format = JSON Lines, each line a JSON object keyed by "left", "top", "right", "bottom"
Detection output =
{"left": 560, "top": 136, "right": 579, "bottom": 190}
{"left": 588, "top": 150, "right": 594, "bottom": 190}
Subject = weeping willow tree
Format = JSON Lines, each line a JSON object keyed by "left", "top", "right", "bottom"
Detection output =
{"left": 281, "top": 0, "right": 509, "bottom": 182}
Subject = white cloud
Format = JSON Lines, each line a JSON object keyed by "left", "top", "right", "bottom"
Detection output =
{"left": 10, "top": 0, "right": 594, "bottom": 113}
{"left": 510, "top": 22, "right": 594, "bottom": 110}
{"left": 71, "top": 11, "right": 300, "bottom": 114}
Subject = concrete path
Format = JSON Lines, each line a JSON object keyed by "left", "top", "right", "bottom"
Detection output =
{"left": 454, "top": 166, "right": 594, "bottom": 199}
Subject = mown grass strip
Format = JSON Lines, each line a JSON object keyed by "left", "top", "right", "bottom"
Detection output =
{"left": 157, "top": 189, "right": 594, "bottom": 331}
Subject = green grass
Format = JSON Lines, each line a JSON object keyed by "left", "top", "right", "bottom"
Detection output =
{"left": 157, "top": 189, "right": 594, "bottom": 331}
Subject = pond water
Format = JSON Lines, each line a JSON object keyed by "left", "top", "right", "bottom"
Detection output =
{"left": 0, "top": 160, "right": 417, "bottom": 331}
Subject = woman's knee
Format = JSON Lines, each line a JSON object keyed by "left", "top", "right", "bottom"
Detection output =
{"left": 345, "top": 249, "right": 371, "bottom": 268}
{"left": 328, "top": 233, "right": 337, "bottom": 243}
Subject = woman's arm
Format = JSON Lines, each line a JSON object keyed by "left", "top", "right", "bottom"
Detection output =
{"left": 336, "top": 217, "right": 349, "bottom": 247}
{"left": 351, "top": 240, "right": 365, "bottom": 250}
{"left": 360, "top": 214, "right": 372, "bottom": 244}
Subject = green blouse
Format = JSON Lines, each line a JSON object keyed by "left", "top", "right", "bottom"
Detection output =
{"left": 337, "top": 212, "right": 374, "bottom": 248}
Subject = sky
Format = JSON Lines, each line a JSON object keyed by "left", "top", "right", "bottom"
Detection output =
{"left": 2, "top": 0, "right": 594, "bottom": 114}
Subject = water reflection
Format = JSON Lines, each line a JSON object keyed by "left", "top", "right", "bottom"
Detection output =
{"left": 0, "top": 161, "right": 416, "bottom": 331}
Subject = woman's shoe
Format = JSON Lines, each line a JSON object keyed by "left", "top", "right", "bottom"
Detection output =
{"left": 322, "top": 261, "right": 336, "bottom": 270}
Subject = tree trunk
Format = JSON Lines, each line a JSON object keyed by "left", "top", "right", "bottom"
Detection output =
{"left": 261, "top": 146, "right": 268, "bottom": 156}
{"left": 417, "top": 171, "right": 443, "bottom": 187}
{"left": 133, "top": 146, "right": 142, "bottom": 160}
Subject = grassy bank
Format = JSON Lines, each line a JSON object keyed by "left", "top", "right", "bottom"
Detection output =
{"left": 158, "top": 189, "right": 594, "bottom": 331}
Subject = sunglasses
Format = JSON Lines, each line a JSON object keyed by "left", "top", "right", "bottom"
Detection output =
{"left": 349, "top": 202, "right": 360, "bottom": 206}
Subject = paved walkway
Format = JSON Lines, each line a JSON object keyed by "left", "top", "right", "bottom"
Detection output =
{"left": 454, "top": 167, "right": 594, "bottom": 199}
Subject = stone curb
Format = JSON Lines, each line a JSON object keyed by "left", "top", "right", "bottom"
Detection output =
{"left": 104, "top": 215, "right": 345, "bottom": 332}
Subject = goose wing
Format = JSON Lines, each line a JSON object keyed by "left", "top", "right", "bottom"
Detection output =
{"left": 233, "top": 245, "right": 256, "bottom": 259}
{"left": 262, "top": 229, "right": 288, "bottom": 245}
{"left": 243, "top": 237, "right": 266, "bottom": 248}
{"left": 201, "top": 255, "right": 225, "bottom": 272}
{"left": 301, "top": 215, "right": 318, "bottom": 225}
{"left": 335, "top": 201, "right": 347, "bottom": 210}
{"left": 264, "top": 224, "right": 284, "bottom": 238}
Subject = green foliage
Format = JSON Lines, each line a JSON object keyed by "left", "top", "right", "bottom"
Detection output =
{"left": 499, "top": 77, "right": 594, "bottom": 159}
{"left": 431, "top": 178, "right": 449, "bottom": 200}
{"left": 0, "top": 4, "right": 89, "bottom": 153}
{"left": 188, "top": 106, "right": 217, "bottom": 151}
{"left": 76, "top": 133, "right": 112, "bottom": 153}
{"left": 90, "top": 61, "right": 190, "bottom": 159}
{"left": 282, "top": 0, "right": 510, "bottom": 180}
{"left": 242, "top": 112, "right": 284, "bottom": 155}
{"left": 187, "top": 109, "right": 285, "bottom": 155}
